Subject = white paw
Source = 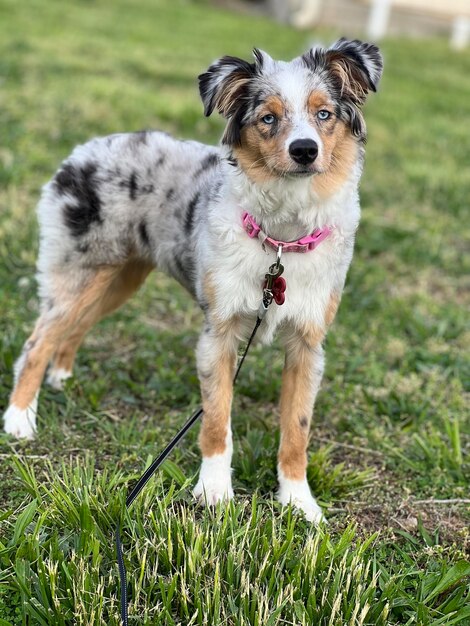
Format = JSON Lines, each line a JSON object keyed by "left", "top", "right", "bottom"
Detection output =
{"left": 46, "top": 367, "right": 72, "bottom": 390}
{"left": 193, "top": 454, "right": 234, "bottom": 506}
{"left": 277, "top": 470, "right": 325, "bottom": 525}
{"left": 3, "top": 399, "right": 38, "bottom": 439}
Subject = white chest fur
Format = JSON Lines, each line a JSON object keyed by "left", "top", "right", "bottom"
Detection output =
{"left": 197, "top": 173, "right": 360, "bottom": 345}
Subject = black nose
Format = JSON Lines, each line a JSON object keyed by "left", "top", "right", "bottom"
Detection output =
{"left": 289, "top": 139, "right": 318, "bottom": 166}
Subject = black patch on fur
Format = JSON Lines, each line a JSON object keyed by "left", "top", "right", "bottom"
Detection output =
{"left": 299, "top": 416, "right": 309, "bottom": 429}
{"left": 198, "top": 299, "right": 209, "bottom": 314}
{"left": 128, "top": 172, "right": 138, "bottom": 200}
{"left": 173, "top": 253, "right": 196, "bottom": 295}
{"left": 155, "top": 155, "right": 165, "bottom": 168}
{"left": 226, "top": 154, "right": 238, "bottom": 167}
{"left": 209, "top": 179, "right": 223, "bottom": 202}
{"left": 133, "top": 130, "right": 148, "bottom": 144}
{"left": 251, "top": 94, "right": 264, "bottom": 110}
{"left": 166, "top": 187, "right": 175, "bottom": 201}
{"left": 56, "top": 162, "right": 103, "bottom": 238}
{"left": 76, "top": 242, "right": 89, "bottom": 253}
{"left": 119, "top": 171, "right": 154, "bottom": 199}
{"left": 174, "top": 255, "right": 186, "bottom": 277}
{"left": 193, "top": 153, "right": 220, "bottom": 179}
{"left": 184, "top": 192, "right": 200, "bottom": 235}
{"left": 139, "top": 220, "right": 151, "bottom": 248}
{"left": 184, "top": 255, "right": 196, "bottom": 281}
{"left": 223, "top": 105, "right": 248, "bottom": 146}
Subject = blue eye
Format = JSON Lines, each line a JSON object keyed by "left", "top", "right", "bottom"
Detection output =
{"left": 317, "top": 110, "right": 331, "bottom": 121}
{"left": 262, "top": 114, "right": 276, "bottom": 125}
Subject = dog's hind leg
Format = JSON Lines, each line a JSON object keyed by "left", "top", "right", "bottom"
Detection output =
{"left": 47, "top": 259, "right": 153, "bottom": 389}
{"left": 3, "top": 266, "right": 119, "bottom": 438}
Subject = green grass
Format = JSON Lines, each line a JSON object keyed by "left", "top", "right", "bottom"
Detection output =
{"left": 0, "top": 0, "right": 469, "bottom": 623}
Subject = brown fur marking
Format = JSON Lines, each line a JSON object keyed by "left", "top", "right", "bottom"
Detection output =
{"left": 52, "top": 260, "right": 153, "bottom": 373}
{"left": 278, "top": 324, "right": 324, "bottom": 480}
{"left": 233, "top": 126, "right": 285, "bottom": 184}
{"left": 262, "top": 95, "right": 286, "bottom": 120}
{"left": 325, "top": 291, "right": 341, "bottom": 327}
{"left": 198, "top": 345, "right": 236, "bottom": 457}
{"left": 313, "top": 128, "right": 358, "bottom": 199}
{"left": 11, "top": 263, "right": 154, "bottom": 410}
{"left": 307, "top": 91, "right": 332, "bottom": 112}
{"left": 199, "top": 272, "right": 238, "bottom": 456}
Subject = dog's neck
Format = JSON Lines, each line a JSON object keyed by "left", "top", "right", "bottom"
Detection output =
{"left": 224, "top": 156, "right": 360, "bottom": 242}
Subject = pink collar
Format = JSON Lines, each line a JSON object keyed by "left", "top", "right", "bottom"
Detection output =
{"left": 242, "top": 212, "right": 333, "bottom": 253}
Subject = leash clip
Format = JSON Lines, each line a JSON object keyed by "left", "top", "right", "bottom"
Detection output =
{"left": 261, "top": 244, "right": 286, "bottom": 310}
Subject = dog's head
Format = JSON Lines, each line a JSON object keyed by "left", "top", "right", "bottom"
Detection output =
{"left": 199, "top": 39, "right": 382, "bottom": 184}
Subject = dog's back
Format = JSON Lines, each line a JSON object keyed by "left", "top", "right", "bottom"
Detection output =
{"left": 37, "top": 131, "right": 222, "bottom": 295}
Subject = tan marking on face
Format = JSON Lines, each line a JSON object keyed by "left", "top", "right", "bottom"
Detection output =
{"left": 325, "top": 291, "right": 341, "bottom": 327}
{"left": 278, "top": 323, "right": 324, "bottom": 480}
{"left": 307, "top": 91, "right": 332, "bottom": 112}
{"left": 262, "top": 95, "right": 286, "bottom": 119}
{"left": 306, "top": 89, "right": 360, "bottom": 195}
{"left": 233, "top": 87, "right": 359, "bottom": 192}
{"left": 233, "top": 126, "right": 285, "bottom": 184}
{"left": 313, "top": 125, "right": 359, "bottom": 199}
{"left": 233, "top": 95, "right": 294, "bottom": 183}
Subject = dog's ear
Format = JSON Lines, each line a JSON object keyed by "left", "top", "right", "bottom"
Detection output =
{"left": 326, "top": 38, "right": 383, "bottom": 102}
{"left": 199, "top": 54, "right": 259, "bottom": 145}
{"left": 199, "top": 55, "right": 255, "bottom": 118}
{"left": 303, "top": 38, "right": 382, "bottom": 140}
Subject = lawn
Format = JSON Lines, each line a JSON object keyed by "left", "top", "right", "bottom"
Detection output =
{"left": 0, "top": 0, "right": 469, "bottom": 624}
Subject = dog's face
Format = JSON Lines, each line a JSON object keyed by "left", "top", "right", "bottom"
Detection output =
{"left": 199, "top": 39, "right": 383, "bottom": 184}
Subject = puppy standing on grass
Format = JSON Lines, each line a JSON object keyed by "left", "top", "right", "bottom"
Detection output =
{"left": 3, "top": 39, "right": 382, "bottom": 523}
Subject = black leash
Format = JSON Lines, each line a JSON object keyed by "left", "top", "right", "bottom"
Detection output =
{"left": 115, "top": 247, "right": 284, "bottom": 625}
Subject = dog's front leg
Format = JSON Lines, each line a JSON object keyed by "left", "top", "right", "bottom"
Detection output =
{"left": 193, "top": 321, "right": 238, "bottom": 505}
{"left": 277, "top": 326, "right": 326, "bottom": 524}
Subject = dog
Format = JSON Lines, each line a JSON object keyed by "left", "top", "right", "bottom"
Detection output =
{"left": 3, "top": 38, "right": 382, "bottom": 523}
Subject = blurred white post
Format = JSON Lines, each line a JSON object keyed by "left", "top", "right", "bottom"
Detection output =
{"left": 451, "top": 17, "right": 470, "bottom": 50}
{"left": 367, "top": 0, "right": 393, "bottom": 39}
{"left": 291, "top": 0, "right": 322, "bottom": 29}
{"left": 268, "top": 0, "right": 322, "bottom": 28}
